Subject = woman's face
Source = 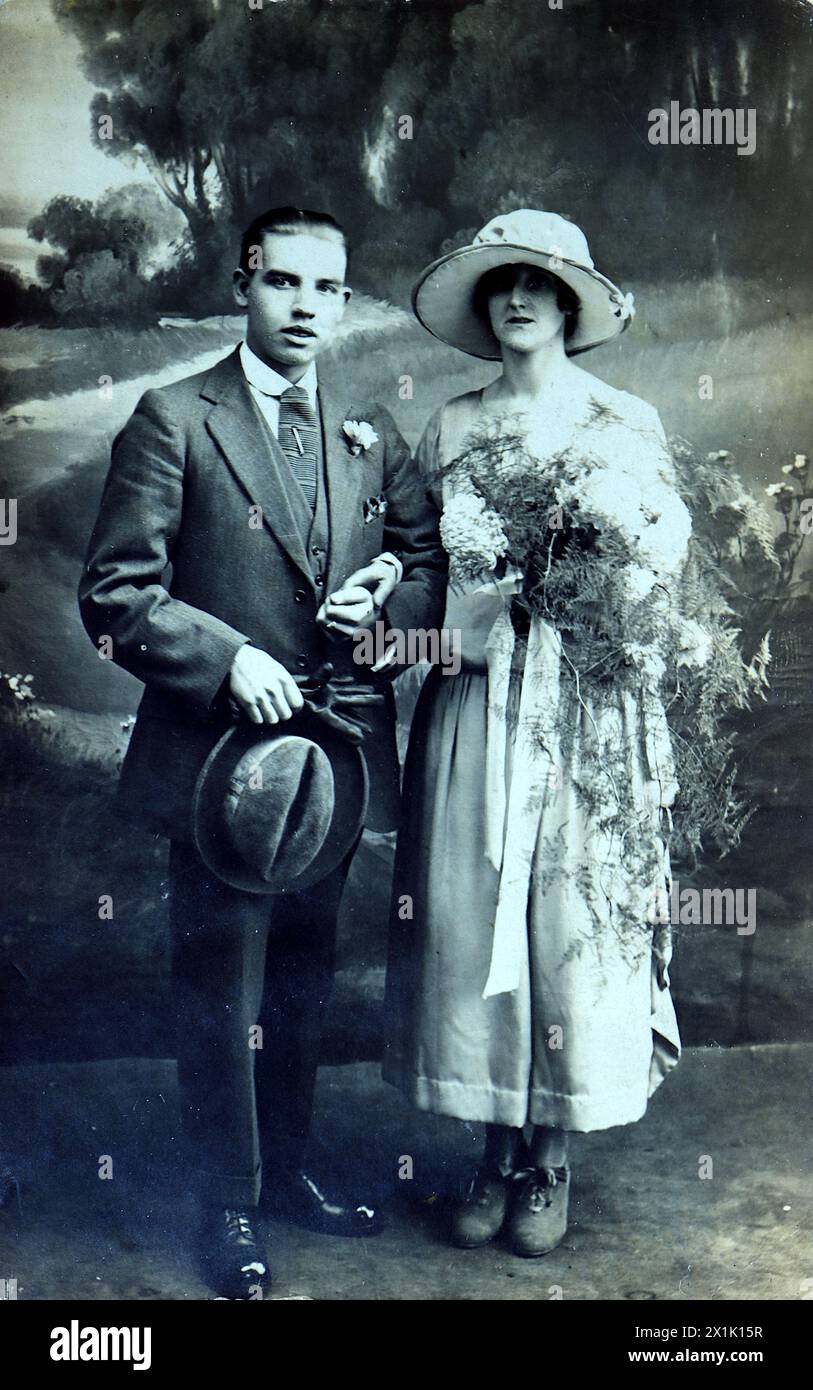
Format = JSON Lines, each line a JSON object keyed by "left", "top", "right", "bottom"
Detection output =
{"left": 485, "top": 264, "right": 567, "bottom": 355}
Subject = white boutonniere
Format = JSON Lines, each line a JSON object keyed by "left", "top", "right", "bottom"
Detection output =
{"left": 342, "top": 419, "right": 379, "bottom": 456}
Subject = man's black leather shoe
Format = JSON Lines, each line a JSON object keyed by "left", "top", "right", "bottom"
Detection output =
{"left": 201, "top": 1207, "right": 271, "bottom": 1299}
{"left": 262, "top": 1170, "right": 383, "bottom": 1237}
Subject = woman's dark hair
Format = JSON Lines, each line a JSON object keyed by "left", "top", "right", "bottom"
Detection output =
{"left": 239, "top": 206, "right": 350, "bottom": 276}
{"left": 473, "top": 262, "right": 580, "bottom": 341}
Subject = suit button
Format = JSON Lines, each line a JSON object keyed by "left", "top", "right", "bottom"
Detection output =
{"left": 294, "top": 589, "right": 308, "bottom": 603}
{"left": 296, "top": 655, "right": 308, "bottom": 669}
{"left": 315, "top": 575, "right": 324, "bottom": 587}
{"left": 311, "top": 545, "right": 321, "bottom": 555}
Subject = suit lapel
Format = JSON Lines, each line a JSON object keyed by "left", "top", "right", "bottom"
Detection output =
{"left": 318, "top": 381, "right": 370, "bottom": 594}
{"left": 202, "top": 350, "right": 313, "bottom": 585}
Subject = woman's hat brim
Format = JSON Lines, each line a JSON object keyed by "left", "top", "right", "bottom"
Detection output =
{"left": 412, "top": 243, "right": 631, "bottom": 359}
{"left": 191, "top": 711, "right": 368, "bottom": 895}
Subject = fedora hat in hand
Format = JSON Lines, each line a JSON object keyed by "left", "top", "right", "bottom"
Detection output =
{"left": 192, "top": 706, "right": 368, "bottom": 894}
{"left": 412, "top": 209, "right": 635, "bottom": 360}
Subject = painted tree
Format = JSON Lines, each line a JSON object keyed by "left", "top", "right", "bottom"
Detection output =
{"left": 51, "top": 0, "right": 465, "bottom": 258}
{"left": 52, "top": 0, "right": 813, "bottom": 287}
{"left": 434, "top": 0, "right": 813, "bottom": 277}
{"left": 52, "top": 0, "right": 219, "bottom": 248}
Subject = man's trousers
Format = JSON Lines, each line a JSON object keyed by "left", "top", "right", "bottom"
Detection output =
{"left": 168, "top": 833, "right": 360, "bottom": 1208}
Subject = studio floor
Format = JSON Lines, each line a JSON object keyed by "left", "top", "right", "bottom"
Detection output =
{"left": 0, "top": 1043, "right": 809, "bottom": 1301}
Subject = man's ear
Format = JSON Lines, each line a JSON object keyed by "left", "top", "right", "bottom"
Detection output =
{"left": 232, "top": 268, "right": 250, "bottom": 309}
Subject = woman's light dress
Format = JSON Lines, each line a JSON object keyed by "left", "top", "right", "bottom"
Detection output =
{"left": 383, "top": 377, "right": 683, "bottom": 1131}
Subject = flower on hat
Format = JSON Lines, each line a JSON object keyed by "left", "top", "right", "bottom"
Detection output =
{"left": 342, "top": 419, "right": 379, "bottom": 456}
{"left": 611, "top": 290, "right": 636, "bottom": 321}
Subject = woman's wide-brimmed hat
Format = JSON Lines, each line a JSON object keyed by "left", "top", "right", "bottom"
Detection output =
{"left": 412, "top": 209, "right": 635, "bottom": 359}
{"left": 192, "top": 708, "right": 368, "bottom": 895}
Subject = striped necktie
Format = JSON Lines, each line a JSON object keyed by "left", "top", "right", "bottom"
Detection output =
{"left": 278, "top": 384, "right": 318, "bottom": 512}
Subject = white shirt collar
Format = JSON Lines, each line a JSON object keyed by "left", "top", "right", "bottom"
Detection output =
{"left": 239, "top": 340, "right": 318, "bottom": 405}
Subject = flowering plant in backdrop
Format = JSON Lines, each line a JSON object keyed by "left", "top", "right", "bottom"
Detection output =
{"left": 763, "top": 452, "right": 811, "bottom": 594}
{"left": 436, "top": 403, "right": 776, "bottom": 883}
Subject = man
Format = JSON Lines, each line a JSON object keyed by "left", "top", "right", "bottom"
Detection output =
{"left": 78, "top": 207, "right": 446, "bottom": 1298}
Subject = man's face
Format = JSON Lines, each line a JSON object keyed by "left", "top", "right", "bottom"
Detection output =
{"left": 233, "top": 229, "right": 351, "bottom": 377}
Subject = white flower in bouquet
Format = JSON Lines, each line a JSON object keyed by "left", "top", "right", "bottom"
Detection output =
{"left": 623, "top": 564, "right": 658, "bottom": 604}
{"left": 440, "top": 491, "right": 509, "bottom": 578}
{"left": 677, "top": 618, "right": 713, "bottom": 669}
{"left": 575, "top": 465, "right": 644, "bottom": 534}
{"left": 622, "top": 642, "right": 666, "bottom": 684}
{"left": 635, "top": 481, "right": 692, "bottom": 575}
{"left": 570, "top": 461, "right": 690, "bottom": 577}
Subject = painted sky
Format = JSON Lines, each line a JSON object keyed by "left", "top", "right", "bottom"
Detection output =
{"left": 0, "top": 0, "right": 147, "bottom": 224}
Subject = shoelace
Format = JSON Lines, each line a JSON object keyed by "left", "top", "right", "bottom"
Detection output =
{"left": 512, "top": 1165, "right": 569, "bottom": 1212}
{"left": 223, "top": 1209, "right": 256, "bottom": 1243}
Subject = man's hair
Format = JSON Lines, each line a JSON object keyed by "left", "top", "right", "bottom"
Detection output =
{"left": 473, "top": 262, "right": 580, "bottom": 341}
{"left": 239, "top": 206, "right": 350, "bottom": 276}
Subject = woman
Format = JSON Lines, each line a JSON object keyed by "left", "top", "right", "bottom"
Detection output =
{"left": 383, "top": 210, "right": 690, "bottom": 1258}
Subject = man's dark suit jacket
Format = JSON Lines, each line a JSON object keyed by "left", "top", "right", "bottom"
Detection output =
{"left": 78, "top": 347, "right": 447, "bottom": 839}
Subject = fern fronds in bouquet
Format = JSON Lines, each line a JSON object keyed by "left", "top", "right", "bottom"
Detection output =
{"left": 432, "top": 411, "right": 776, "bottom": 866}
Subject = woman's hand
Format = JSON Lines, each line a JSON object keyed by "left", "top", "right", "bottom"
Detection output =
{"left": 316, "top": 555, "right": 401, "bottom": 638}
{"left": 343, "top": 557, "right": 402, "bottom": 609}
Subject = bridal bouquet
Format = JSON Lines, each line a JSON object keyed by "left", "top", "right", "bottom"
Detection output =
{"left": 435, "top": 407, "right": 773, "bottom": 865}
{"left": 438, "top": 411, "right": 705, "bottom": 681}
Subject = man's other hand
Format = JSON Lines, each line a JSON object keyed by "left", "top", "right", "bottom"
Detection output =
{"left": 317, "top": 584, "right": 378, "bottom": 637}
{"left": 228, "top": 644, "right": 305, "bottom": 725}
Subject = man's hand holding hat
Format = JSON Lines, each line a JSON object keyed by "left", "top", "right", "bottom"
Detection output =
{"left": 229, "top": 644, "right": 305, "bottom": 725}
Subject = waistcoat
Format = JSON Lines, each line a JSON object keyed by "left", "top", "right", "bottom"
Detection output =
{"left": 250, "top": 392, "right": 331, "bottom": 585}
